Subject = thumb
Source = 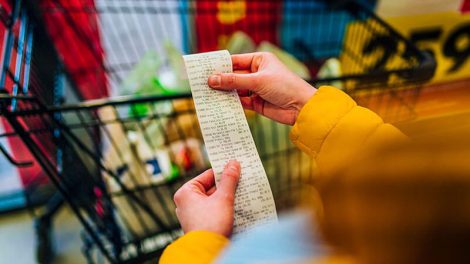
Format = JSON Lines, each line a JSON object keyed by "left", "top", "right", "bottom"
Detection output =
{"left": 208, "top": 73, "right": 257, "bottom": 92}
{"left": 216, "top": 160, "right": 241, "bottom": 196}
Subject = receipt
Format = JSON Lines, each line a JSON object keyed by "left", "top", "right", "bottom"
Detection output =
{"left": 183, "top": 50, "right": 277, "bottom": 234}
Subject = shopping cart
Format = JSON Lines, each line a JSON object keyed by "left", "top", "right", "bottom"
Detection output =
{"left": 0, "top": 0, "right": 434, "bottom": 263}
{"left": 0, "top": 0, "right": 68, "bottom": 263}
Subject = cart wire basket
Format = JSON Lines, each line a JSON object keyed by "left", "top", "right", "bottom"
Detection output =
{"left": 0, "top": 0, "right": 434, "bottom": 263}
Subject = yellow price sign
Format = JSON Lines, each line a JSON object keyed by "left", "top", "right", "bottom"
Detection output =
{"left": 387, "top": 12, "right": 470, "bottom": 83}
{"left": 340, "top": 21, "right": 420, "bottom": 90}
{"left": 340, "top": 12, "right": 470, "bottom": 87}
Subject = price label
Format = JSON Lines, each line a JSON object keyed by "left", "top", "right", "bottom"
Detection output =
{"left": 340, "top": 21, "right": 414, "bottom": 88}
{"left": 340, "top": 12, "right": 470, "bottom": 86}
{"left": 386, "top": 12, "right": 470, "bottom": 83}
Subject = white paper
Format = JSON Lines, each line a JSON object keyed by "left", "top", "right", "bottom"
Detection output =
{"left": 183, "top": 50, "right": 277, "bottom": 234}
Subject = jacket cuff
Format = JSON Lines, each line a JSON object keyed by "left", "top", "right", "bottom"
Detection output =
{"left": 289, "top": 86, "right": 356, "bottom": 157}
{"left": 159, "top": 231, "right": 229, "bottom": 264}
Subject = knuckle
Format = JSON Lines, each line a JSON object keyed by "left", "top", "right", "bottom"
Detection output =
{"left": 260, "top": 51, "right": 273, "bottom": 59}
{"left": 173, "top": 189, "right": 184, "bottom": 205}
{"left": 226, "top": 74, "right": 236, "bottom": 86}
{"left": 222, "top": 171, "right": 235, "bottom": 180}
{"left": 223, "top": 166, "right": 240, "bottom": 179}
{"left": 226, "top": 195, "right": 235, "bottom": 204}
{"left": 252, "top": 73, "right": 261, "bottom": 86}
{"left": 221, "top": 192, "right": 235, "bottom": 204}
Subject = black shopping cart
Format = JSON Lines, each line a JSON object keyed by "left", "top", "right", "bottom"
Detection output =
{"left": 0, "top": 0, "right": 434, "bottom": 263}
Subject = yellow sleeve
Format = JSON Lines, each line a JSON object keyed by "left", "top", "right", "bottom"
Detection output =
{"left": 290, "top": 86, "right": 406, "bottom": 177}
{"left": 159, "top": 231, "right": 229, "bottom": 264}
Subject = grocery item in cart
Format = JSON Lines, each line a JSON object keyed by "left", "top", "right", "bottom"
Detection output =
{"left": 157, "top": 41, "right": 191, "bottom": 94}
{"left": 120, "top": 42, "right": 191, "bottom": 118}
{"left": 107, "top": 134, "right": 206, "bottom": 189}
{"left": 107, "top": 135, "right": 207, "bottom": 237}
{"left": 100, "top": 108, "right": 208, "bottom": 190}
{"left": 119, "top": 50, "right": 162, "bottom": 96}
{"left": 100, "top": 102, "right": 208, "bottom": 236}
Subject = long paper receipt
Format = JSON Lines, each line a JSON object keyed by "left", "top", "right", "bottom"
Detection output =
{"left": 183, "top": 50, "right": 277, "bottom": 234}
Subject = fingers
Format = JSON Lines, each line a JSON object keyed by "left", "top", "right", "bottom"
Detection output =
{"left": 234, "top": 69, "right": 251, "bottom": 74}
{"left": 208, "top": 52, "right": 268, "bottom": 91}
{"left": 231, "top": 53, "right": 265, "bottom": 71}
{"left": 185, "top": 168, "right": 215, "bottom": 194}
{"left": 231, "top": 53, "right": 256, "bottom": 70}
{"left": 262, "top": 101, "right": 298, "bottom": 125}
{"left": 234, "top": 89, "right": 251, "bottom": 97}
{"left": 174, "top": 169, "right": 215, "bottom": 206}
{"left": 192, "top": 168, "right": 215, "bottom": 190}
{"left": 208, "top": 72, "right": 257, "bottom": 92}
{"left": 216, "top": 160, "right": 241, "bottom": 197}
{"left": 239, "top": 96, "right": 253, "bottom": 110}
{"left": 240, "top": 96, "right": 297, "bottom": 125}
{"left": 215, "top": 70, "right": 250, "bottom": 96}
{"left": 239, "top": 95, "right": 261, "bottom": 113}
{"left": 206, "top": 186, "right": 217, "bottom": 196}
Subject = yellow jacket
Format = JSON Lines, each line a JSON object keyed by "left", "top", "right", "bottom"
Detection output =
{"left": 160, "top": 86, "right": 408, "bottom": 263}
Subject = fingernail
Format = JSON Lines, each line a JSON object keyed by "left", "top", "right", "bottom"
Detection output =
{"left": 225, "top": 160, "right": 239, "bottom": 172}
{"left": 208, "top": 75, "right": 221, "bottom": 88}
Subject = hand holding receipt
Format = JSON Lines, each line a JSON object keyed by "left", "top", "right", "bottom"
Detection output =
{"left": 183, "top": 50, "right": 277, "bottom": 234}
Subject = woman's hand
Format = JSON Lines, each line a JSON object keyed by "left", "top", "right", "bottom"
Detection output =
{"left": 173, "top": 160, "right": 241, "bottom": 237}
{"left": 208, "top": 52, "right": 316, "bottom": 125}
